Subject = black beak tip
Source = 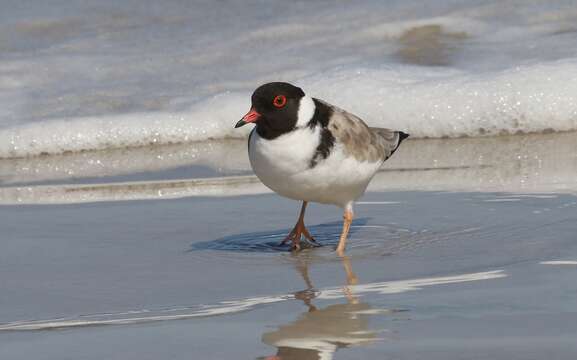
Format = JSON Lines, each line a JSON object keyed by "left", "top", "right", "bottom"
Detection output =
{"left": 234, "top": 119, "right": 247, "bottom": 128}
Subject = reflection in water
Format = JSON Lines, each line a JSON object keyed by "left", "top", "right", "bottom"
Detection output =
{"left": 0, "top": 139, "right": 250, "bottom": 186}
{"left": 261, "top": 255, "right": 385, "bottom": 360}
{"left": 0, "top": 261, "right": 505, "bottom": 331}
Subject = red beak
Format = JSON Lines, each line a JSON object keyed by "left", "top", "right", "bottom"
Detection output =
{"left": 235, "top": 107, "right": 261, "bottom": 128}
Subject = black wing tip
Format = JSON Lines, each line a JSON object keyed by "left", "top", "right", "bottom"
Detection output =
{"left": 398, "top": 131, "right": 410, "bottom": 142}
{"left": 387, "top": 131, "right": 410, "bottom": 159}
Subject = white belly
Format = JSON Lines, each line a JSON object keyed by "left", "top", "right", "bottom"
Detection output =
{"left": 248, "top": 128, "right": 382, "bottom": 208}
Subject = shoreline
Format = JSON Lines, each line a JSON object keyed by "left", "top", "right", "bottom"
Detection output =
{"left": 1, "top": 132, "right": 576, "bottom": 205}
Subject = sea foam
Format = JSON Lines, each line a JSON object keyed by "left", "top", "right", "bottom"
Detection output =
{"left": 1, "top": 60, "right": 576, "bottom": 158}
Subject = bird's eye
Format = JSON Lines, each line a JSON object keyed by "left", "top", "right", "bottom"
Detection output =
{"left": 272, "top": 95, "right": 287, "bottom": 108}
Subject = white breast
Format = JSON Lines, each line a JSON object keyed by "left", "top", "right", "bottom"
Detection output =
{"left": 249, "top": 125, "right": 320, "bottom": 183}
{"left": 248, "top": 127, "right": 382, "bottom": 208}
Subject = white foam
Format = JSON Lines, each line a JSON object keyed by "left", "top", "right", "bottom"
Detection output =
{"left": 0, "top": 93, "right": 251, "bottom": 158}
{"left": 4, "top": 59, "right": 577, "bottom": 158}
{"left": 319, "top": 62, "right": 577, "bottom": 138}
{"left": 2, "top": 61, "right": 577, "bottom": 158}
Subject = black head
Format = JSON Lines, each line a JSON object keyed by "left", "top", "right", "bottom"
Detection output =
{"left": 235, "top": 82, "right": 306, "bottom": 139}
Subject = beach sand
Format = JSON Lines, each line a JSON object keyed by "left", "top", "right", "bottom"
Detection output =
{"left": 1, "top": 134, "right": 577, "bottom": 359}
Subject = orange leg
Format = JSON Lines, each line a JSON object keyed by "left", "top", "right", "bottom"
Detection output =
{"left": 281, "top": 201, "right": 317, "bottom": 251}
{"left": 336, "top": 206, "right": 354, "bottom": 256}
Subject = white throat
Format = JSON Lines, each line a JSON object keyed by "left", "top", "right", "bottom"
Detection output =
{"left": 296, "top": 95, "right": 316, "bottom": 127}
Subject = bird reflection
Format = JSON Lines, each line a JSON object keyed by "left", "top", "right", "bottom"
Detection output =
{"left": 260, "top": 255, "right": 379, "bottom": 360}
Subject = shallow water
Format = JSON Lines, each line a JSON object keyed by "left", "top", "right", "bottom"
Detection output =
{"left": 1, "top": 190, "right": 576, "bottom": 358}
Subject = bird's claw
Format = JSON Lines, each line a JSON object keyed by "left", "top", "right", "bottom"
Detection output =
{"left": 280, "top": 222, "right": 318, "bottom": 251}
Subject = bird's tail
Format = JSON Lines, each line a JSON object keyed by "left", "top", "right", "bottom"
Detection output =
{"left": 369, "top": 128, "right": 410, "bottom": 160}
{"left": 390, "top": 131, "right": 409, "bottom": 156}
{"left": 397, "top": 131, "right": 410, "bottom": 143}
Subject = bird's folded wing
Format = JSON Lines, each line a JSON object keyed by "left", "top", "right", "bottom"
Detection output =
{"left": 324, "top": 103, "right": 402, "bottom": 163}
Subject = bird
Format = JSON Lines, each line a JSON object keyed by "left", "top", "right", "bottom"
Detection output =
{"left": 235, "top": 82, "right": 408, "bottom": 255}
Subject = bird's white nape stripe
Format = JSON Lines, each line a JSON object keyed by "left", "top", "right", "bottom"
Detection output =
{"left": 296, "top": 95, "right": 315, "bottom": 127}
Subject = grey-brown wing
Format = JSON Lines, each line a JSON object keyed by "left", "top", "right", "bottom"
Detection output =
{"left": 325, "top": 104, "right": 408, "bottom": 162}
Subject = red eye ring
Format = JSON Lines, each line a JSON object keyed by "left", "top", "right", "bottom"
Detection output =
{"left": 272, "top": 95, "right": 287, "bottom": 108}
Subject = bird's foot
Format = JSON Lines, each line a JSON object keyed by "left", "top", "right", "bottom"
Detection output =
{"left": 280, "top": 220, "right": 318, "bottom": 251}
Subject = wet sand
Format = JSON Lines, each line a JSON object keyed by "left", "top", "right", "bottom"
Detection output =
{"left": 1, "top": 134, "right": 577, "bottom": 359}
{"left": 1, "top": 132, "right": 577, "bottom": 204}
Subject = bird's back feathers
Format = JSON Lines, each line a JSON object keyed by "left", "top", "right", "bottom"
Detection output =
{"left": 317, "top": 99, "right": 408, "bottom": 163}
